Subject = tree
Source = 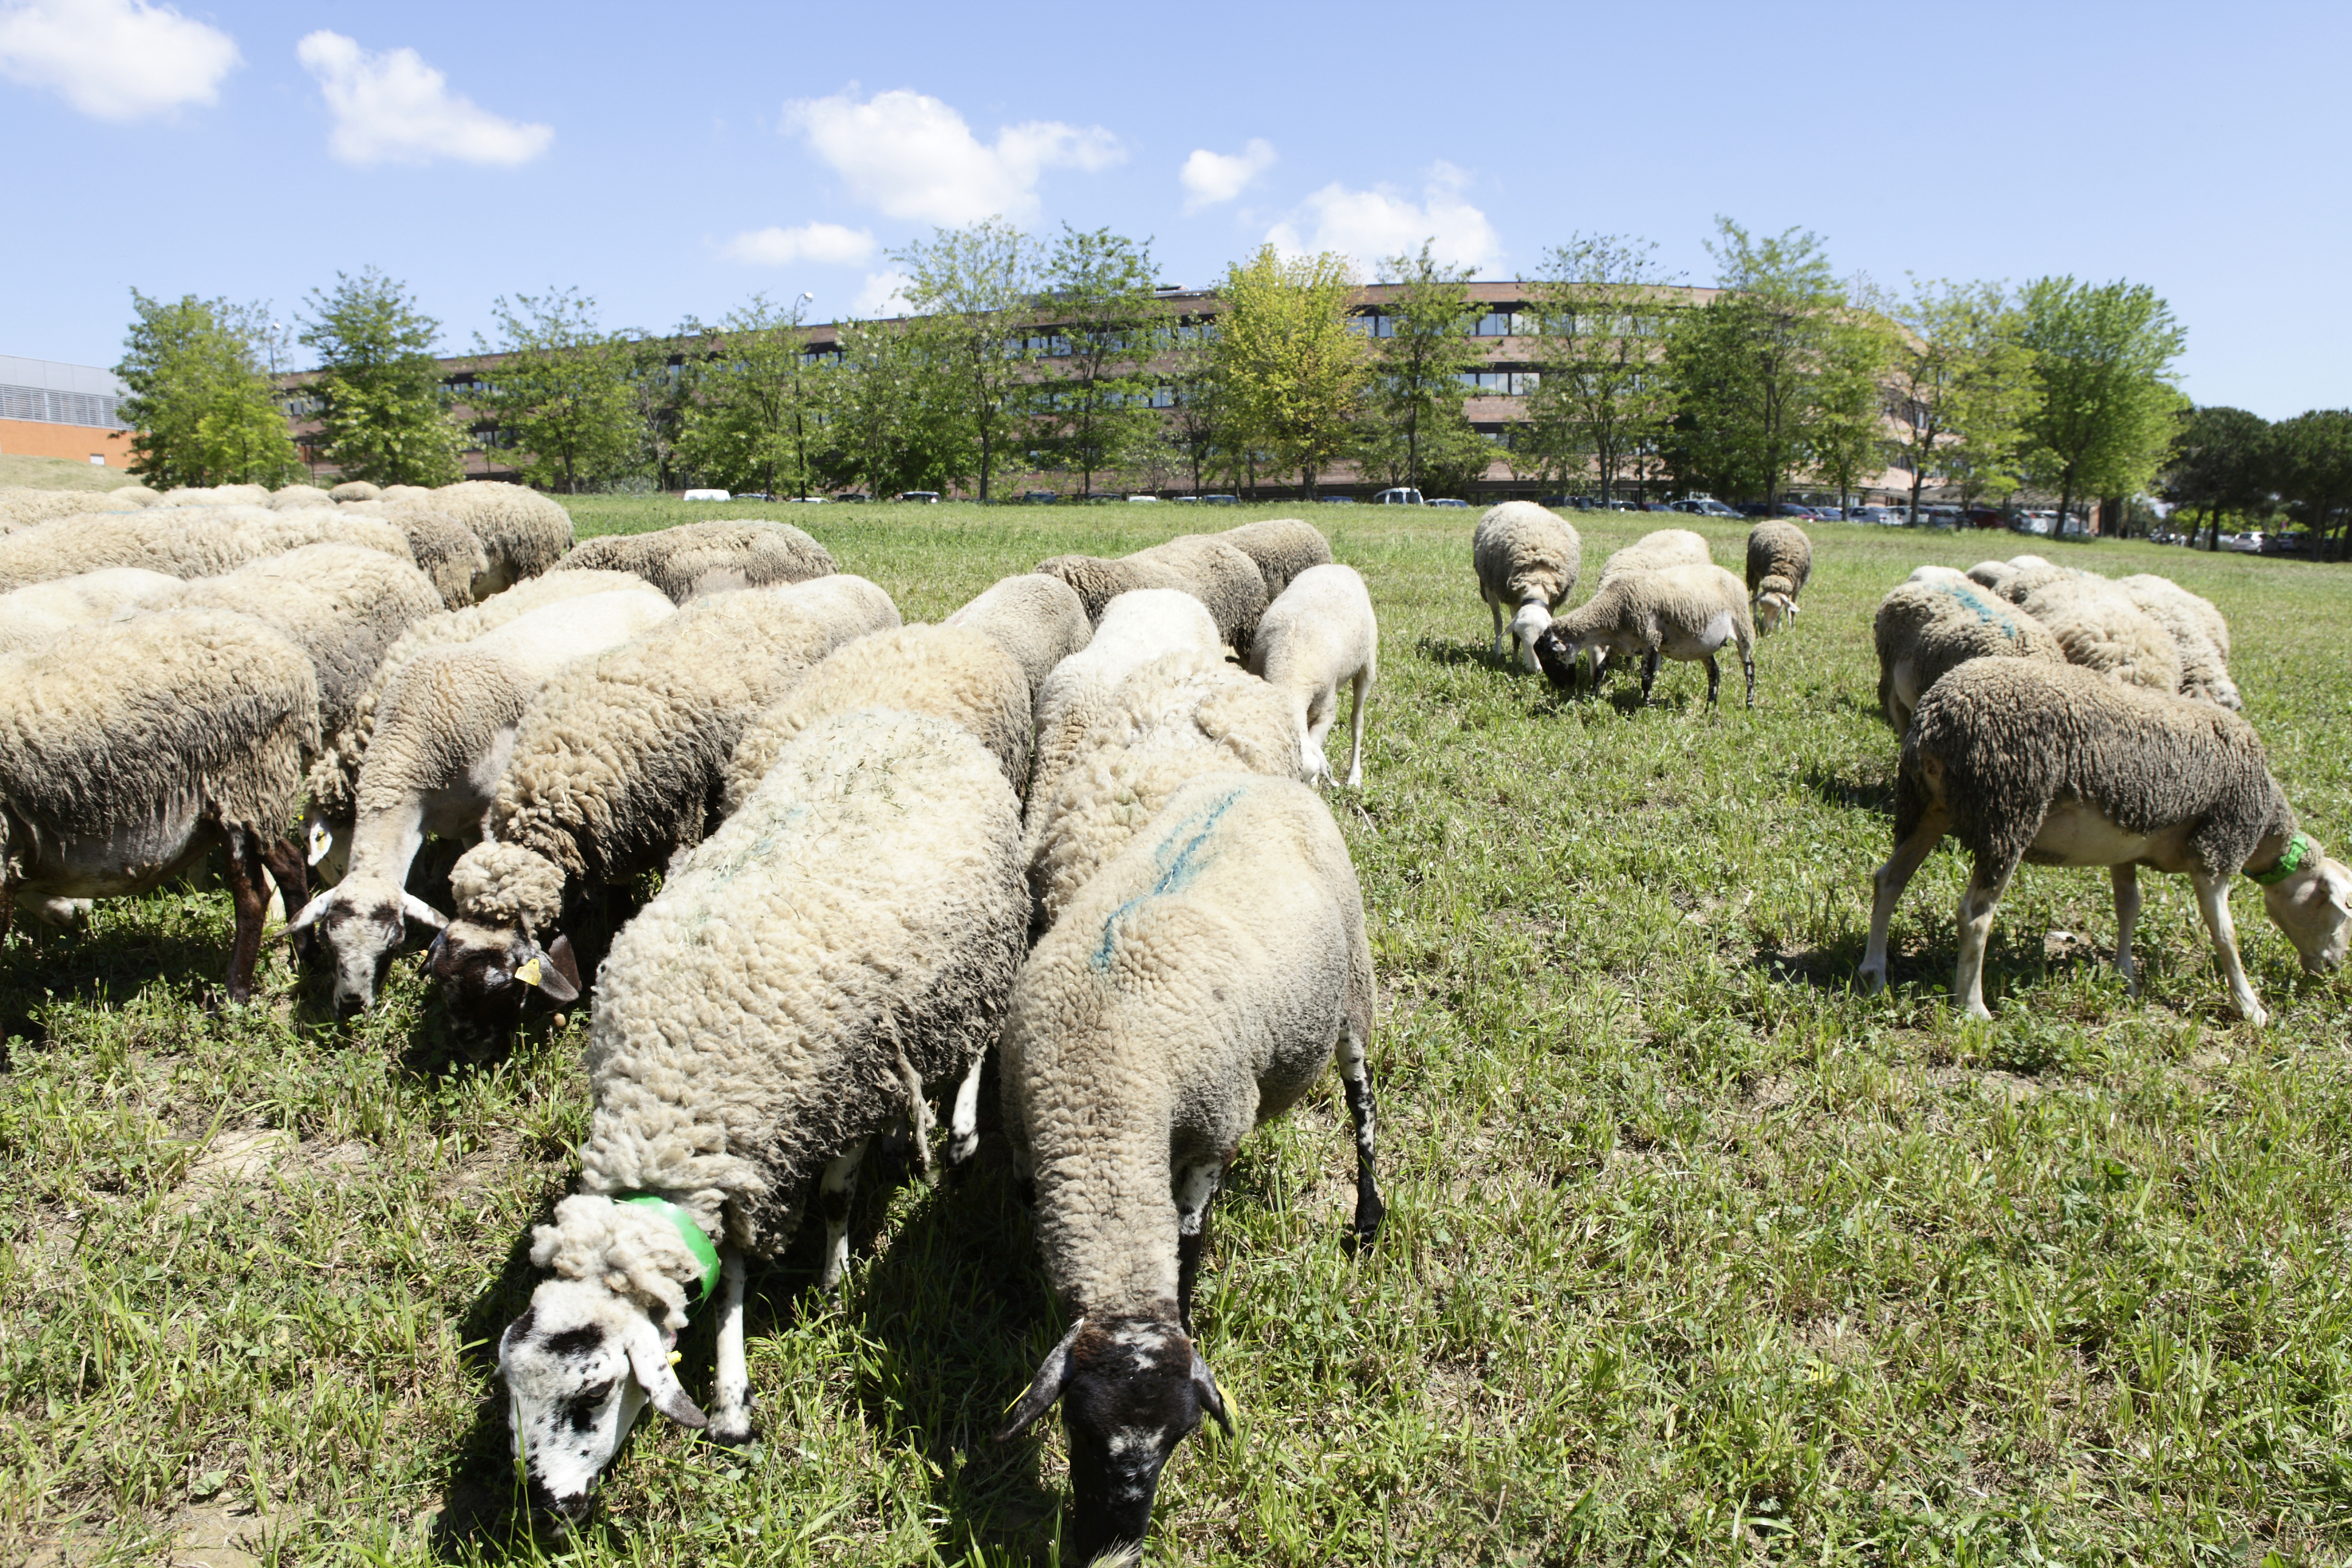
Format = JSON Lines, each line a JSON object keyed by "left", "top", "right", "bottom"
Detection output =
{"left": 475, "top": 289, "right": 641, "bottom": 493}
{"left": 297, "top": 267, "right": 465, "bottom": 487}
{"left": 1883, "top": 279, "right": 2040, "bottom": 526}
{"left": 1164, "top": 322, "right": 1232, "bottom": 495}
{"left": 1359, "top": 241, "right": 1483, "bottom": 496}
{"left": 1813, "top": 306, "right": 1898, "bottom": 510}
{"left": 1037, "top": 226, "right": 1165, "bottom": 497}
{"left": 115, "top": 289, "right": 301, "bottom": 489}
{"left": 2161, "top": 405, "right": 2271, "bottom": 551}
{"left": 1520, "top": 235, "right": 1681, "bottom": 502}
{"left": 678, "top": 293, "right": 828, "bottom": 496}
{"left": 1662, "top": 220, "right": 1851, "bottom": 504}
{"left": 627, "top": 336, "right": 695, "bottom": 495}
{"left": 894, "top": 219, "right": 1041, "bottom": 500}
{"left": 2016, "top": 277, "right": 2187, "bottom": 534}
{"left": 2270, "top": 409, "right": 2352, "bottom": 560}
{"left": 1215, "top": 244, "right": 1367, "bottom": 497}
{"left": 819, "top": 319, "right": 968, "bottom": 500}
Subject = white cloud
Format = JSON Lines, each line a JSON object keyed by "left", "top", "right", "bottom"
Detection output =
{"left": 783, "top": 87, "right": 1121, "bottom": 225}
{"left": 719, "top": 222, "right": 877, "bottom": 267}
{"left": 297, "top": 30, "right": 552, "bottom": 167}
{"left": 1266, "top": 163, "right": 1499, "bottom": 273}
{"left": 851, "top": 270, "right": 913, "bottom": 317}
{"left": 1179, "top": 138, "right": 1274, "bottom": 213}
{"left": 0, "top": 0, "right": 237, "bottom": 121}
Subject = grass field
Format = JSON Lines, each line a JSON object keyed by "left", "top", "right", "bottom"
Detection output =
{"left": 7, "top": 498, "right": 2352, "bottom": 1566}
{"left": 0, "top": 456, "right": 144, "bottom": 493}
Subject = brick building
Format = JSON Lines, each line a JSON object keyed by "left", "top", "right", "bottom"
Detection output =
{"left": 0, "top": 355, "right": 136, "bottom": 468}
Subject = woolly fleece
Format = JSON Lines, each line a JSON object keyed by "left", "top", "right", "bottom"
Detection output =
{"left": 1744, "top": 520, "right": 1813, "bottom": 630}
{"left": 553, "top": 519, "right": 835, "bottom": 604}
{"left": 1999, "top": 569, "right": 2183, "bottom": 694}
{"left": 1600, "top": 528, "right": 1711, "bottom": 582}
{"left": 1215, "top": 518, "right": 1334, "bottom": 598}
{"left": 0, "top": 568, "right": 181, "bottom": 655}
{"left": 2116, "top": 574, "right": 2239, "bottom": 708}
{"left": 423, "top": 482, "right": 575, "bottom": 596}
{"left": 942, "top": 573, "right": 1092, "bottom": 708}
{"left": 1871, "top": 577, "right": 2066, "bottom": 733}
{"left": 1121, "top": 534, "right": 1270, "bottom": 653}
{"left": 1027, "top": 590, "right": 1224, "bottom": 818}
{"left": 0, "top": 506, "right": 414, "bottom": 593}
{"left": 1246, "top": 563, "right": 1378, "bottom": 786}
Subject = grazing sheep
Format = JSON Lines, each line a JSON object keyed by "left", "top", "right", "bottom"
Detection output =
{"left": 1964, "top": 560, "right": 2019, "bottom": 593}
{"left": 108, "top": 485, "right": 159, "bottom": 509}
{"left": 553, "top": 519, "right": 835, "bottom": 604}
{"left": 1598, "top": 528, "right": 1709, "bottom": 582}
{"left": 1, "top": 610, "right": 319, "bottom": 1000}
{"left": 1872, "top": 577, "right": 2067, "bottom": 733}
{"left": 1997, "top": 568, "right": 2183, "bottom": 695}
{"left": 1532, "top": 563, "right": 1756, "bottom": 708}
{"left": 0, "top": 567, "right": 181, "bottom": 654}
{"left": 1028, "top": 590, "right": 1225, "bottom": 816}
{"left": 426, "top": 575, "right": 900, "bottom": 1032}
{"left": 1473, "top": 501, "right": 1581, "bottom": 672}
{"left": 1033, "top": 552, "right": 1192, "bottom": 623}
{"left": 1745, "top": 520, "right": 1813, "bottom": 634}
{"left": 1246, "top": 563, "right": 1377, "bottom": 787}
{"left": 2008, "top": 554, "right": 2054, "bottom": 572}
{"left": 330, "top": 481, "right": 381, "bottom": 502}
{"left": 1023, "top": 650, "right": 1306, "bottom": 930}
{"left": 0, "top": 488, "right": 126, "bottom": 531}
{"left": 1908, "top": 565, "right": 1971, "bottom": 586}
{"left": 941, "top": 573, "right": 1092, "bottom": 710}
{"left": 286, "top": 588, "right": 678, "bottom": 1013}
{"left": 380, "top": 484, "right": 433, "bottom": 504}
{"left": 383, "top": 506, "right": 492, "bottom": 610}
{"left": 422, "top": 481, "right": 575, "bottom": 595}
{"left": 994, "top": 770, "right": 1385, "bottom": 1566}
{"left": 1216, "top": 517, "right": 1334, "bottom": 598}
{"left": 1859, "top": 657, "right": 2351, "bottom": 1025}
{"left": 496, "top": 706, "right": 1026, "bottom": 1522}
{"left": 722, "top": 624, "right": 1033, "bottom": 811}
{"left": 0, "top": 506, "right": 413, "bottom": 593}
{"left": 269, "top": 485, "right": 336, "bottom": 510}
{"left": 2116, "top": 574, "right": 2239, "bottom": 709}
{"left": 1038, "top": 535, "right": 1270, "bottom": 652}
{"left": 2121, "top": 574, "right": 2230, "bottom": 659}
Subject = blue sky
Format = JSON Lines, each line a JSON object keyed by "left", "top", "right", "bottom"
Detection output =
{"left": 1, "top": 0, "right": 2343, "bottom": 418}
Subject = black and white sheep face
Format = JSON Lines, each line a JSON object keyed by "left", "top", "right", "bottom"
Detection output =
{"left": 425, "top": 919, "right": 579, "bottom": 1029}
{"left": 2265, "top": 857, "right": 2352, "bottom": 975}
{"left": 997, "top": 1316, "right": 1231, "bottom": 1566}
{"left": 288, "top": 880, "right": 447, "bottom": 1012}
{"left": 498, "top": 1278, "right": 705, "bottom": 1526}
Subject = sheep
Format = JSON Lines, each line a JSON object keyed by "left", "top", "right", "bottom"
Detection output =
{"left": 1246, "top": 563, "right": 1377, "bottom": 788}
{"left": 496, "top": 705, "right": 1026, "bottom": 1522}
{"left": 552, "top": 519, "right": 834, "bottom": 604}
{"left": 1745, "top": 520, "right": 1813, "bottom": 634}
{"left": 2008, "top": 553, "right": 2054, "bottom": 572}
{"left": 941, "top": 573, "right": 1092, "bottom": 710}
{"left": 330, "top": 481, "right": 382, "bottom": 502}
{"left": 0, "top": 506, "right": 414, "bottom": 594}
{"left": 1598, "top": 528, "right": 1711, "bottom": 582}
{"left": 722, "top": 624, "right": 1033, "bottom": 811}
{"left": 1964, "top": 560, "right": 2018, "bottom": 593}
{"left": 1473, "top": 501, "right": 1581, "bottom": 673}
{"left": 1, "top": 610, "right": 319, "bottom": 1000}
{"left": 109, "top": 485, "right": 159, "bottom": 509}
{"left": 1032, "top": 553, "right": 1192, "bottom": 623}
{"left": 2116, "top": 574, "right": 2239, "bottom": 710}
{"left": 1215, "top": 517, "right": 1334, "bottom": 598}
{"left": 1872, "top": 577, "right": 2068, "bottom": 733}
{"left": 1996, "top": 568, "right": 2183, "bottom": 695}
{"left": 130, "top": 544, "right": 445, "bottom": 746}
{"left": 0, "top": 567, "right": 182, "bottom": 655}
{"left": 1023, "top": 649, "right": 1306, "bottom": 930}
{"left": 425, "top": 575, "right": 900, "bottom": 1032}
{"left": 1027, "top": 590, "right": 1224, "bottom": 816}
{"left": 420, "top": 481, "right": 575, "bottom": 595}
{"left": 284, "top": 588, "right": 679, "bottom": 1012}
{"left": 1858, "top": 657, "right": 2351, "bottom": 1025}
{"left": 383, "top": 506, "right": 491, "bottom": 609}
{"left": 0, "top": 488, "right": 127, "bottom": 531}
{"left": 1037, "top": 535, "right": 1269, "bottom": 652}
{"left": 994, "top": 770, "right": 1385, "bottom": 1566}
{"left": 1531, "top": 562, "right": 1756, "bottom": 708}
{"left": 380, "top": 484, "right": 433, "bottom": 504}
{"left": 1908, "top": 565, "right": 1971, "bottom": 586}
{"left": 269, "top": 485, "right": 336, "bottom": 510}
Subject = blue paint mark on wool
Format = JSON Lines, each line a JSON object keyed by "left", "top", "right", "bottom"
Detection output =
{"left": 1934, "top": 581, "right": 2018, "bottom": 640}
{"left": 1090, "top": 785, "right": 1245, "bottom": 970}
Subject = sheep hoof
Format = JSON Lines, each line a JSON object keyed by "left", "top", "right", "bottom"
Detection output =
{"left": 1856, "top": 964, "right": 1887, "bottom": 995}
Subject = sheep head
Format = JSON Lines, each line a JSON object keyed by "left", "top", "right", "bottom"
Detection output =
{"left": 425, "top": 916, "right": 579, "bottom": 1030}
{"left": 2262, "top": 846, "right": 2352, "bottom": 976}
{"left": 997, "top": 1314, "right": 1231, "bottom": 1567}
{"left": 1753, "top": 577, "right": 1798, "bottom": 634}
{"left": 1506, "top": 602, "right": 1552, "bottom": 672}
{"left": 284, "top": 877, "right": 446, "bottom": 1013}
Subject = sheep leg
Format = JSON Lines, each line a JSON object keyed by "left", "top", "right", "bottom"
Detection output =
{"left": 707, "top": 1251, "right": 755, "bottom": 1445}
{"left": 1343, "top": 666, "right": 1371, "bottom": 789}
{"left": 1337, "top": 1022, "right": 1386, "bottom": 1248}
{"left": 222, "top": 828, "right": 272, "bottom": 1005}
{"left": 2111, "top": 864, "right": 2142, "bottom": 997}
{"left": 892, "top": 1037, "right": 934, "bottom": 1182}
{"left": 1952, "top": 865, "right": 2015, "bottom": 1020}
{"left": 817, "top": 1139, "right": 869, "bottom": 1291}
{"left": 1488, "top": 598, "right": 1506, "bottom": 662}
{"left": 1740, "top": 637, "right": 1756, "bottom": 708}
{"left": 257, "top": 838, "right": 312, "bottom": 962}
{"left": 1703, "top": 654, "right": 1722, "bottom": 707}
{"left": 2191, "top": 870, "right": 2267, "bottom": 1026}
{"left": 947, "top": 1050, "right": 986, "bottom": 1168}
{"left": 1173, "top": 1161, "right": 1224, "bottom": 1337}
{"left": 1639, "top": 650, "right": 1661, "bottom": 704}
{"left": 1860, "top": 811, "right": 1948, "bottom": 993}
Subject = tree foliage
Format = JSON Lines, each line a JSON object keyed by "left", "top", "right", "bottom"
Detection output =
{"left": 297, "top": 267, "right": 465, "bottom": 487}
{"left": 1520, "top": 235, "right": 1679, "bottom": 501}
{"left": 1359, "top": 242, "right": 1485, "bottom": 496}
{"left": 1883, "top": 278, "right": 2041, "bottom": 522}
{"left": 2016, "top": 277, "right": 2186, "bottom": 529}
{"left": 1215, "top": 244, "right": 1367, "bottom": 496}
{"left": 2269, "top": 409, "right": 2352, "bottom": 560}
{"left": 894, "top": 219, "right": 1041, "bottom": 501}
{"left": 475, "top": 289, "right": 641, "bottom": 494}
{"left": 677, "top": 294, "right": 826, "bottom": 496}
{"left": 818, "top": 319, "right": 967, "bottom": 499}
{"left": 115, "top": 290, "right": 301, "bottom": 489}
{"left": 1037, "top": 225, "right": 1165, "bottom": 496}
{"left": 2161, "top": 404, "right": 2272, "bottom": 551}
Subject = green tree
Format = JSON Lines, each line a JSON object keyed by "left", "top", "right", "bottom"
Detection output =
{"left": 2016, "top": 277, "right": 2187, "bottom": 534}
{"left": 1883, "top": 279, "right": 2040, "bottom": 526}
{"left": 1215, "top": 244, "right": 1367, "bottom": 497}
{"left": 1037, "top": 226, "right": 1165, "bottom": 497}
{"left": 626, "top": 336, "right": 695, "bottom": 495}
{"left": 1812, "top": 308, "right": 1897, "bottom": 511}
{"left": 476, "top": 288, "right": 641, "bottom": 493}
{"left": 1164, "top": 322, "right": 1232, "bottom": 495}
{"left": 679, "top": 293, "right": 828, "bottom": 496}
{"left": 894, "top": 219, "right": 1041, "bottom": 500}
{"left": 1520, "top": 235, "right": 1681, "bottom": 502}
{"left": 115, "top": 289, "right": 301, "bottom": 489}
{"left": 2161, "top": 404, "right": 2272, "bottom": 551}
{"left": 1663, "top": 220, "right": 1849, "bottom": 503}
{"left": 819, "top": 319, "right": 968, "bottom": 499}
{"left": 1360, "top": 241, "right": 1483, "bottom": 496}
{"left": 2270, "top": 409, "right": 2352, "bottom": 560}
{"left": 297, "top": 267, "right": 465, "bottom": 487}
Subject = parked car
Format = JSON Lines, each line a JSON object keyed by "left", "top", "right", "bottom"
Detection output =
{"left": 1317, "top": 495, "right": 1357, "bottom": 504}
{"left": 1019, "top": 490, "right": 1059, "bottom": 505}
{"left": 897, "top": 491, "right": 941, "bottom": 503}
{"left": 732, "top": 492, "right": 775, "bottom": 502}
{"left": 1126, "top": 494, "right": 1160, "bottom": 503}
{"left": 2261, "top": 532, "right": 2312, "bottom": 556}
{"left": 1847, "top": 505, "right": 1898, "bottom": 525}
{"left": 1372, "top": 487, "right": 1425, "bottom": 506}
{"left": 2222, "top": 531, "right": 2264, "bottom": 554}
{"left": 833, "top": 492, "right": 869, "bottom": 503}
{"left": 1738, "top": 503, "right": 1775, "bottom": 518}
{"left": 1673, "top": 498, "right": 1743, "bottom": 518}
{"left": 1429, "top": 497, "right": 1471, "bottom": 507}
{"left": 682, "top": 488, "right": 730, "bottom": 502}
{"left": 1773, "top": 503, "right": 1820, "bottom": 520}
{"left": 1201, "top": 493, "right": 1240, "bottom": 506}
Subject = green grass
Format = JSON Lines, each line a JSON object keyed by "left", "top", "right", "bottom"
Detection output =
{"left": 0, "top": 454, "right": 144, "bottom": 492}
{"left": 7, "top": 500, "right": 2352, "bottom": 1566}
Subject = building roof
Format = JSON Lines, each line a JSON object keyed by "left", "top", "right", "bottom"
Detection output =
{"left": 0, "top": 354, "right": 129, "bottom": 429}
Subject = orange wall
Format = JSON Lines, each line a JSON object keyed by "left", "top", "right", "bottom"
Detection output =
{"left": 0, "top": 418, "right": 136, "bottom": 465}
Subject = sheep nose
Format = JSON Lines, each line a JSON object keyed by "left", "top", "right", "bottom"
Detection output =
{"left": 334, "top": 990, "right": 367, "bottom": 1016}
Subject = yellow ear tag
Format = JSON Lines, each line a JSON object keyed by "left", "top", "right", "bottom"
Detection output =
{"left": 668, "top": 1351, "right": 682, "bottom": 1366}
{"left": 515, "top": 957, "right": 542, "bottom": 988}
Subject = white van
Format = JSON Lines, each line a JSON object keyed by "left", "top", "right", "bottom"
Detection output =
{"left": 1372, "top": 487, "right": 1424, "bottom": 506}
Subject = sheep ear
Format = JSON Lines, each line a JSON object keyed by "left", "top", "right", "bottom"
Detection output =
{"left": 545, "top": 934, "right": 582, "bottom": 997}
{"left": 1191, "top": 1345, "right": 1233, "bottom": 1436}
{"left": 284, "top": 890, "right": 333, "bottom": 936}
{"left": 995, "top": 1319, "right": 1082, "bottom": 1442}
{"left": 521, "top": 937, "right": 581, "bottom": 1002}
{"left": 400, "top": 894, "right": 448, "bottom": 930}
{"left": 625, "top": 1320, "right": 706, "bottom": 1429}
{"left": 306, "top": 820, "right": 336, "bottom": 866}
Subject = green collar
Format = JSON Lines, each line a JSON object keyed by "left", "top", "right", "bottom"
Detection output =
{"left": 619, "top": 1194, "right": 721, "bottom": 1306}
{"left": 2249, "top": 832, "right": 2318, "bottom": 887}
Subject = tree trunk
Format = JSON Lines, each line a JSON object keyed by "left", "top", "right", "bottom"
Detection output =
{"left": 2206, "top": 500, "right": 2221, "bottom": 552}
{"left": 979, "top": 422, "right": 992, "bottom": 502}
{"left": 1908, "top": 470, "right": 1924, "bottom": 531}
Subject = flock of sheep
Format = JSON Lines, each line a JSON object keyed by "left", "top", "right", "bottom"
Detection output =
{"left": 4, "top": 479, "right": 2348, "bottom": 1560}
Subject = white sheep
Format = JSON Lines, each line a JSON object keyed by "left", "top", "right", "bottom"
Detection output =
{"left": 0, "top": 567, "right": 181, "bottom": 655}
{"left": 553, "top": 519, "right": 835, "bottom": 604}
{"left": 1472, "top": 500, "right": 1581, "bottom": 671}
{"left": 0, "top": 506, "right": 414, "bottom": 594}
{"left": 496, "top": 705, "right": 1026, "bottom": 1524}
{"left": 1872, "top": 577, "right": 2066, "bottom": 733}
{"left": 1037, "top": 534, "right": 1269, "bottom": 653}
{"left": 1027, "top": 589, "right": 1224, "bottom": 814}
{"left": 1215, "top": 517, "right": 1333, "bottom": 598}
{"left": 941, "top": 572, "right": 1093, "bottom": 710}
{"left": 418, "top": 481, "right": 576, "bottom": 596}
{"left": 1859, "top": 657, "right": 2351, "bottom": 1025}
{"left": 1533, "top": 562, "right": 1756, "bottom": 708}
{"left": 994, "top": 770, "right": 1385, "bottom": 1565}
{"left": 1599, "top": 528, "right": 1711, "bottom": 581}
{"left": 1246, "top": 563, "right": 1377, "bottom": 787}
{"left": 2115, "top": 574, "right": 2239, "bottom": 709}
{"left": 1997, "top": 568, "right": 2183, "bottom": 695}
{"left": 1745, "top": 519, "right": 1813, "bottom": 634}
